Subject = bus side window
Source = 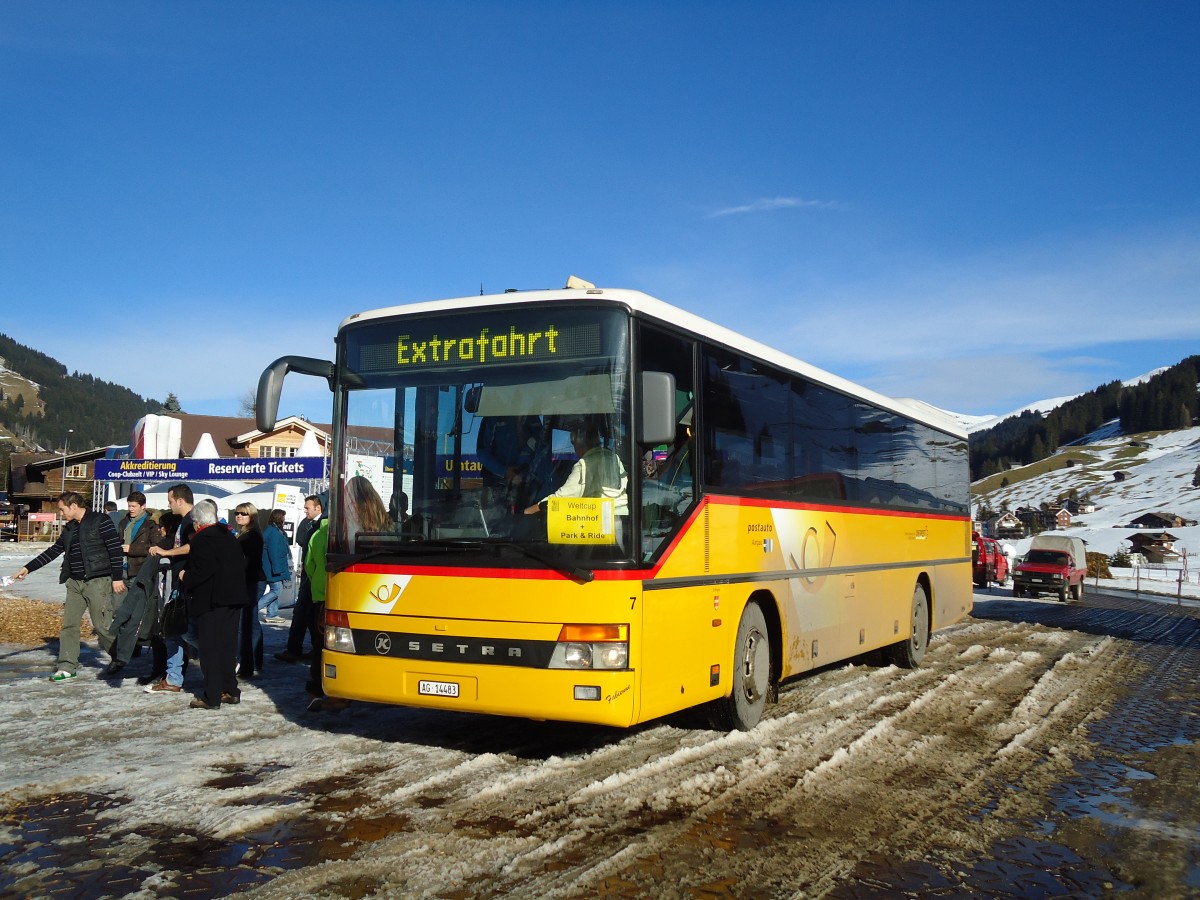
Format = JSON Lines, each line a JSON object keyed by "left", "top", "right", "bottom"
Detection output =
{"left": 637, "top": 324, "right": 696, "bottom": 560}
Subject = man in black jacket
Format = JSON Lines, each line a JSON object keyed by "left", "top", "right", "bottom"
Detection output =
{"left": 183, "top": 500, "right": 249, "bottom": 709}
{"left": 10, "top": 492, "right": 127, "bottom": 683}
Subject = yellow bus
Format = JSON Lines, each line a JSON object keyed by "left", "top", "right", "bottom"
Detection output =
{"left": 257, "top": 282, "right": 972, "bottom": 730}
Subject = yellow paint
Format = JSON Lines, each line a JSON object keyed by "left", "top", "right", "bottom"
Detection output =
{"left": 324, "top": 498, "right": 972, "bottom": 727}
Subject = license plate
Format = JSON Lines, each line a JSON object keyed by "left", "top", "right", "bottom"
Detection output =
{"left": 418, "top": 679, "right": 460, "bottom": 698}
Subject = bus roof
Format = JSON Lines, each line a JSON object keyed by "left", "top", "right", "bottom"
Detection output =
{"left": 338, "top": 286, "right": 966, "bottom": 438}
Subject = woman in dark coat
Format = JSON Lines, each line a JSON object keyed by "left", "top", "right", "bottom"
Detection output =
{"left": 185, "top": 500, "right": 251, "bottom": 709}
{"left": 234, "top": 502, "right": 266, "bottom": 678}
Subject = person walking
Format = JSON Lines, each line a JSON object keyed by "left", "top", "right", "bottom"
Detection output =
{"left": 233, "top": 502, "right": 265, "bottom": 678}
{"left": 9, "top": 492, "right": 127, "bottom": 682}
{"left": 184, "top": 500, "right": 248, "bottom": 710}
{"left": 259, "top": 509, "right": 290, "bottom": 624}
{"left": 276, "top": 494, "right": 322, "bottom": 664}
{"left": 104, "top": 491, "right": 162, "bottom": 677}
{"left": 144, "top": 484, "right": 196, "bottom": 695}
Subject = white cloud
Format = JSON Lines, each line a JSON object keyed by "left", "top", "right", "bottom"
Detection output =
{"left": 665, "top": 226, "right": 1200, "bottom": 416}
{"left": 770, "top": 229, "right": 1200, "bottom": 367}
{"left": 852, "top": 353, "right": 1115, "bottom": 418}
{"left": 706, "top": 197, "right": 842, "bottom": 218}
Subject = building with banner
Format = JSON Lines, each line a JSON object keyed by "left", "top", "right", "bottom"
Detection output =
{"left": 3, "top": 413, "right": 355, "bottom": 528}
{"left": 1, "top": 412, "right": 409, "bottom": 541}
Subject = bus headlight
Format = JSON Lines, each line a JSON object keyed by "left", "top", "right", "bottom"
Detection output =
{"left": 548, "top": 624, "right": 629, "bottom": 670}
{"left": 595, "top": 642, "right": 630, "bottom": 669}
{"left": 324, "top": 610, "right": 356, "bottom": 653}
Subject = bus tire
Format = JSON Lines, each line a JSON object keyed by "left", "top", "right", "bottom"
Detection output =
{"left": 886, "top": 582, "right": 929, "bottom": 669}
{"left": 707, "top": 601, "right": 771, "bottom": 732}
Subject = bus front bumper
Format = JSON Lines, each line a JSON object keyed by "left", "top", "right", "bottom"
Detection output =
{"left": 321, "top": 651, "right": 639, "bottom": 727}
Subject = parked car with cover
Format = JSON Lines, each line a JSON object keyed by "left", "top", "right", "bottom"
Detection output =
{"left": 1013, "top": 534, "right": 1087, "bottom": 602}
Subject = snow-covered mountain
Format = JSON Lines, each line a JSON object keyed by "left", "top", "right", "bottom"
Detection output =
{"left": 951, "top": 367, "right": 1170, "bottom": 435}
{"left": 972, "top": 423, "right": 1200, "bottom": 561}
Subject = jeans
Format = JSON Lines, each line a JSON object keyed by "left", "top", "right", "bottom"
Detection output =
{"left": 259, "top": 580, "right": 281, "bottom": 618}
{"left": 238, "top": 600, "right": 263, "bottom": 674}
{"left": 165, "top": 619, "right": 199, "bottom": 687}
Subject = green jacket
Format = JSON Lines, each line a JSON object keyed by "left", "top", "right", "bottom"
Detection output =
{"left": 304, "top": 519, "right": 329, "bottom": 604}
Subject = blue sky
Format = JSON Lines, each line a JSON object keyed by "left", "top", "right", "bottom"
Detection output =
{"left": 2, "top": 1, "right": 1198, "bottom": 424}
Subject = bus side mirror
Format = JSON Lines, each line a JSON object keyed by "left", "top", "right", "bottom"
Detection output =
{"left": 464, "top": 385, "right": 481, "bottom": 414}
{"left": 639, "top": 372, "right": 676, "bottom": 447}
{"left": 256, "top": 356, "right": 336, "bottom": 432}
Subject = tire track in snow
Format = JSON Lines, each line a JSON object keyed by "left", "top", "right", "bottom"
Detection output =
{"left": 259, "top": 597, "right": 1176, "bottom": 898}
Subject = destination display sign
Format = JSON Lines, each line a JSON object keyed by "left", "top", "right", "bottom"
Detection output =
{"left": 349, "top": 307, "right": 614, "bottom": 375}
{"left": 95, "top": 457, "right": 328, "bottom": 482}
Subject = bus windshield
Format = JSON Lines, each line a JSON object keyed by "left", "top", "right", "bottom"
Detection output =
{"left": 333, "top": 305, "right": 633, "bottom": 570}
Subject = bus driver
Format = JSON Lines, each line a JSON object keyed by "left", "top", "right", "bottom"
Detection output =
{"left": 524, "top": 421, "right": 627, "bottom": 516}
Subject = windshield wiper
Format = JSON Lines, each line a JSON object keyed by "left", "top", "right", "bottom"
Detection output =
{"left": 479, "top": 538, "right": 594, "bottom": 584}
{"left": 328, "top": 538, "right": 594, "bottom": 583}
{"left": 327, "top": 541, "right": 473, "bottom": 573}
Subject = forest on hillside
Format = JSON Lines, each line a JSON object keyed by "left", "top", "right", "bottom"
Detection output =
{"left": 0, "top": 332, "right": 163, "bottom": 453}
{"left": 969, "top": 355, "right": 1200, "bottom": 480}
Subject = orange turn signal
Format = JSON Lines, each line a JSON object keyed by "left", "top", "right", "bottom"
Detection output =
{"left": 557, "top": 624, "right": 628, "bottom": 642}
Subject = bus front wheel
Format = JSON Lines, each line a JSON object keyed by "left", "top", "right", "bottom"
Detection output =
{"left": 707, "top": 602, "right": 771, "bottom": 731}
{"left": 886, "top": 582, "right": 930, "bottom": 669}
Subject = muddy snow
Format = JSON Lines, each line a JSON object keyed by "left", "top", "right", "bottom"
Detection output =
{"left": 2, "top": 556, "right": 1198, "bottom": 897}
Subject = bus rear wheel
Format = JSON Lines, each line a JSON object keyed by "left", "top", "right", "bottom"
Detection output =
{"left": 707, "top": 602, "right": 771, "bottom": 731}
{"left": 886, "top": 582, "right": 929, "bottom": 669}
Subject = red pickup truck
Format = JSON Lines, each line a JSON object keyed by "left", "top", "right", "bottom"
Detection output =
{"left": 1012, "top": 535, "right": 1087, "bottom": 602}
{"left": 972, "top": 532, "right": 1009, "bottom": 587}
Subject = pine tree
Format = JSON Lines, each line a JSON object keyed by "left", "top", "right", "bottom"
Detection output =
{"left": 163, "top": 393, "right": 183, "bottom": 413}
{"left": 1030, "top": 435, "right": 1047, "bottom": 462}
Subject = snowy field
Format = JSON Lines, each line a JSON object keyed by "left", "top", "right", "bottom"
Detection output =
{"left": 975, "top": 424, "right": 1200, "bottom": 578}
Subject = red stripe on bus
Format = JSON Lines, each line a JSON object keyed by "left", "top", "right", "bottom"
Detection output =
{"left": 341, "top": 496, "right": 964, "bottom": 582}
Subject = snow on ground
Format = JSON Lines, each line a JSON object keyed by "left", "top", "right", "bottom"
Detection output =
{"left": 974, "top": 424, "right": 1200, "bottom": 568}
{"left": 0, "top": 546, "right": 382, "bottom": 843}
{"left": 2, "top": 533, "right": 1196, "bottom": 823}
